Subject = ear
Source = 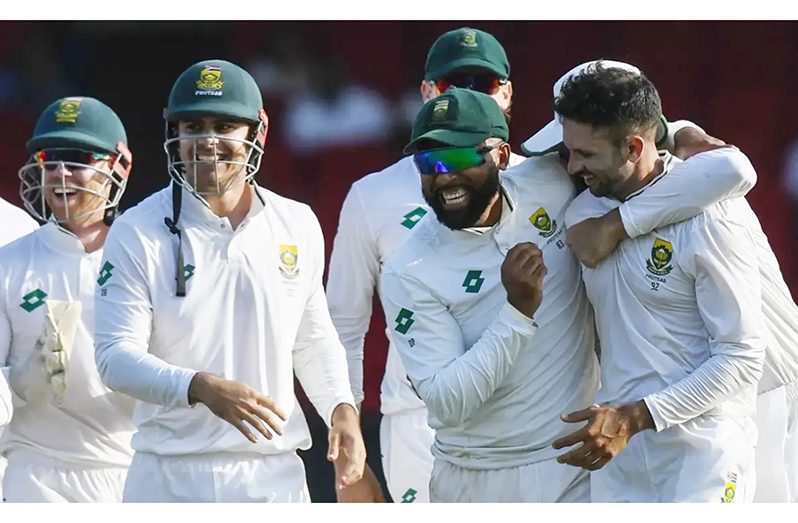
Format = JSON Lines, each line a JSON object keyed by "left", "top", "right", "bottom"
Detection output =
{"left": 500, "top": 80, "right": 513, "bottom": 105}
{"left": 497, "top": 142, "right": 512, "bottom": 169}
{"left": 623, "top": 135, "right": 646, "bottom": 163}
{"left": 420, "top": 80, "right": 439, "bottom": 103}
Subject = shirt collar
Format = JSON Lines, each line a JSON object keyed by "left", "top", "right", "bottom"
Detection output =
{"left": 177, "top": 182, "right": 265, "bottom": 228}
{"left": 39, "top": 221, "right": 89, "bottom": 254}
{"left": 625, "top": 151, "right": 677, "bottom": 201}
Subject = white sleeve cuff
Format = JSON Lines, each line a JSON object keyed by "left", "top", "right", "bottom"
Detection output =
{"left": 642, "top": 394, "right": 669, "bottom": 432}
{"left": 501, "top": 302, "right": 540, "bottom": 332}
{"left": 324, "top": 398, "right": 359, "bottom": 428}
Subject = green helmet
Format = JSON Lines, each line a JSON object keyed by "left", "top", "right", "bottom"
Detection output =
{"left": 19, "top": 96, "right": 133, "bottom": 225}
{"left": 163, "top": 59, "right": 269, "bottom": 197}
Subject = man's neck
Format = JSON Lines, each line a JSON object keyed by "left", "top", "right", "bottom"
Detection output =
{"left": 204, "top": 181, "right": 253, "bottom": 230}
{"left": 473, "top": 190, "right": 503, "bottom": 228}
{"left": 62, "top": 217, "right": 109, "bottom": 254}
{"left": 614, "top": 151, "right": 664, "bottom": 201}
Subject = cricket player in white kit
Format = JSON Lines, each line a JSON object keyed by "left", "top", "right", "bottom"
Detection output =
{"left": 552, "top": 63, "right": 766, "bottom": 502}
{"left": 326, "top": 27, "right": 524, "bottom": 503}
{"left": 381, "top": 88, "right": 596, "bottom": 502}
{"left": 0, "top": 96, "right": 136, "bottom": 502}
{"left": 94, "top": 59, "right": 365, "bottom": 502}
{"left": 527, "top": 60, "right": 798, "bottom": 503}
{"left": 0, "top": 197, "right": 38, "bottom": 499}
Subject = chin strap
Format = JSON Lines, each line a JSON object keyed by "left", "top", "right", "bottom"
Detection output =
{"left": 164, "top": 181, "right": 186, "bottom": 297}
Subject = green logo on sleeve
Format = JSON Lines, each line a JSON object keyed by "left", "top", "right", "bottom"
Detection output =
{"left": 401, "top": 488, "right": 418, "bottom": 503}
{"left": 20, "top": 288, "right": 47, "bottom": 312}
{"left": 394, "top": 308, "right": 415, "bottom": 334}
{"left": 462, "top": 270, "right": 485, "bottom": 294}
{"left": 97, "top": 261, "right": 115, "bottom": 286}
{"left": 400, "top": 207, "right": 428, "bottom": 230}
{"left": 184, "top": 264, "right": 195, "bottom": 281}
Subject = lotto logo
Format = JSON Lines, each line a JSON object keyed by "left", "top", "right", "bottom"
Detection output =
{"left": 394, "top": 308, "right": 415, "bottom": 334}
{"left": 400, "top": 488, "right": 418, "bottom": 503}
{"left": 20, "top": 288, "right": 47, "bottom": 312}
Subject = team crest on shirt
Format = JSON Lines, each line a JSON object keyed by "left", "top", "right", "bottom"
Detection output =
{"left": 646, "top": 237, "right": 674, "bottom": 276}
{"left": 529, "top": 207, "right": 557, "bottom": 238}
{"left": 721, "top": 471, "right": 738, "bottom": 503}
{"left": 278, "top": 245, "right": 299, "bottom": 279}
{"left": 55, "top": 97, "right": 82, "bottom": 123}
{"left": 195, "top": 65, "right": 224, "bottom": 96}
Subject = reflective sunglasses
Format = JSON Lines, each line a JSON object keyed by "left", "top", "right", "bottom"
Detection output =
{"left": 35, "top": 149, "right": 112, "bottom": 165}
{"left": 413, "top": 143, "right": 501, "bottom": 175}
{"left": 434, "top": 73, "right": 508, "bottom": 95}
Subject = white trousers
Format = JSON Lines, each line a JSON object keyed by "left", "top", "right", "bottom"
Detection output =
{"left": 753, "top": 382, "right": 798, "bottom": 502}
{"left": 123, "top": 451, "right": 310, "bottom": 502}
{"left": 380, "top": 408, "right": 435, "bottom": 503}
{"left": 2, "top": 448, "right": 127, "bottom": 502}
{"left": 591, "top": 415, "right": 757, "bottom": 502}
{"left": 429, "top": 456, "right": 588, "bottom": 502}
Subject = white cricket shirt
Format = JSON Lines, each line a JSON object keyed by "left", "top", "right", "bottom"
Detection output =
{"left": 326, "top": 152, "right": 525, "bottom": 415}
{"left": 0, "top": 222, "right": 135, "bottom": 467}
{"left": 94, "top": 184, "right": 355, "bottom": 456}
{"left": 0, "top": 197, "right": 37, "bottom": 249}
{"left": 381, "top": 155, "right": 600, "bottom": 470}
{"left": 0, "top": 197, "right": 38, "bottom": 427}
{"left": 618, "top": 152, "right": 798, "bottom": 394}
{"left": 566, "top": 149, "right": 768, "bottom": 432}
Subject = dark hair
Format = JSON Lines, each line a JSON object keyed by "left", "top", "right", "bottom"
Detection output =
{"left": 554, "top": 62, "right": 662, "bottom": 142}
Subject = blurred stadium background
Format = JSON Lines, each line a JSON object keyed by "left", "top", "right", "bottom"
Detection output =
{"left": 1, "top": 20, "right": 796, "bottom": 501}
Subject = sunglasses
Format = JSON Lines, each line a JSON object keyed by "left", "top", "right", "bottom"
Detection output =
{"left": 434, "top": 73, "right": 508, "bottom": 95}
{"left": 35, "top": 149, "right": 112, "bottom": 165}
{"left": 413, "top": 143, "right": 501, "bottom": 175}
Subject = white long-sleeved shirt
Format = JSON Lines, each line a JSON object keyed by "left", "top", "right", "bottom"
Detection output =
{"left": 566, "top": 149, "right": 767, "bottom": 432}
{"left": 0, "top": 222, "right": 135, "bottom": 466}
{"left": 381, "top": 155, "right": 600, "bottom": 470}
{"left": 0, "top": 198, "right": 38, "bottom": 428}
{"left": 0, "top": 197, "right": 38, "bottom": 249}
{"left": 94, "top": 184, "right": 355, "bottom": 456}
{"left": 326, "top": 153, "right": 525, "bottom": 414}
{"left": 618, "top": 153, "right": 798, "bottom": 394}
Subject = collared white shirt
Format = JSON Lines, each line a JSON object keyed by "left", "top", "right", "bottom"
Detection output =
{"left": 616, "top": 150, "right": 798, "bottom": 394}
{"left": 565, "top": 149, "right": 768, "bottom": 432}
{"left": 0, "top": 222, "right": 135, "bottom": 466}
{"left": 95, "top": 183, "right": 355, "bottom": 456}
{"left": 381, "top": 155, "right": 600, "bottom": 470}
{"left": 326, "top": 152, "right": 526, "bottom": 415}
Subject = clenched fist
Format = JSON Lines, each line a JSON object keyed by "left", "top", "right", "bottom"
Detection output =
{"left": 501, "top": 242, "right": 547, "bottom": 318}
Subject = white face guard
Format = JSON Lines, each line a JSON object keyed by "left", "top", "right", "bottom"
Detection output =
{"left": 163, "top": 120, "right": 266, "bottom": 200}
{"left": 17, "top": 145, "right": 132, "bottom": 224}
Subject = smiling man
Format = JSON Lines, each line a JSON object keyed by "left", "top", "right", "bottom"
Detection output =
{"left": 325, "top": 27, "right": 525, "bottom": 503}
{"left": 557, "top": 63, "right": 767, "bottom": 502}
{"left": 93, "top": 59, "right": 365, "bottom": 502}
{"left": 381, "top": 87, "right": 600, "bottom": 502}
{"left": 0, "top": 96, "right": 136, "bottom": 501}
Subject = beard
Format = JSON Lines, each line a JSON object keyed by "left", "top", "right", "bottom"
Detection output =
{"left": 423, "top": 163, "right": 501, "bottom": 230}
